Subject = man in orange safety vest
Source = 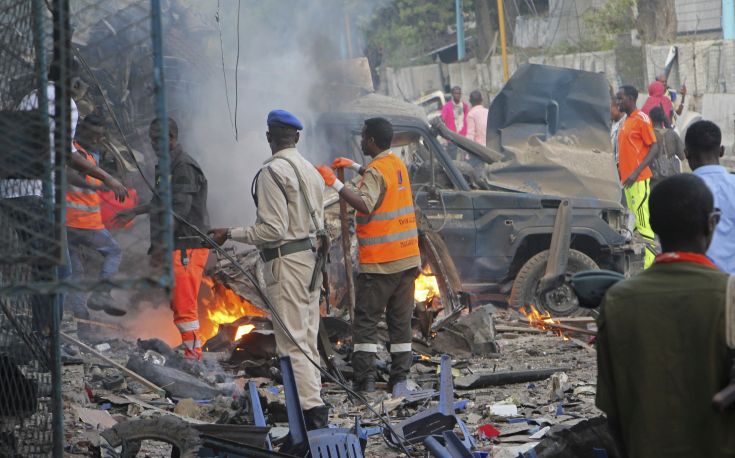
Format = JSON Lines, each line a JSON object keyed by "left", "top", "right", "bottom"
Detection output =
{"left": 317, "top": 117, "right": 421, "bottom": 395}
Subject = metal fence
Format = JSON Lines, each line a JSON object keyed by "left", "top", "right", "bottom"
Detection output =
{"left": 0, "top": 0, "right": 170, "bottom": 455}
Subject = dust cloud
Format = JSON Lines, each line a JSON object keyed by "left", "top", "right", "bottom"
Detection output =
{"left": 169, "top": 1, "right": 379, "bottom": 229}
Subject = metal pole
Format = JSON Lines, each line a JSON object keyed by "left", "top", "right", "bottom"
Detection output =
{"left": 455, "top": 0, "right": 466, "bottom": 60}
{"left": 497, "top": 0, "right": 509, "bottom": 82}
{"left": 50, "top": 0, "right": 70, "bottom": 454}
{"left": 724, "top": 0, "right": 735, "bottom": 40}
{"left": 150, "top": 0, "right": 173, "bottom": 289}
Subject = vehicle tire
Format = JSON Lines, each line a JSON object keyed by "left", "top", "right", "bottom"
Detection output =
{"left": 100, "top": 416, "right": 203, "bottom": 458}
{"left": 509, "top": 249, "right": 599, "bottom": 317}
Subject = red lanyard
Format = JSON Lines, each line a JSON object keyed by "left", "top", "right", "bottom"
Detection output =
{"left": 654, "top": 252, "right": 718, "bottom": 270}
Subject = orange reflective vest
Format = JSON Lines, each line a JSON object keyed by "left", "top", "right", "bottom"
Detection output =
{"left": 355, "top": 152, "right": 420, "bottom": 264}
{"left": 66, "top": 142, "right": 104, "bottom": 230}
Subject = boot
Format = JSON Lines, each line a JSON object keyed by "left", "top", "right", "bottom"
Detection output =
{"left": 354, "top": 377, "right": 376, "bottom": 394}
{"left": 87, "top": 291, "right": 127, "bottom": 316}
{"left": 351, "top": 350, "right": 376, "bottom": 393}
{"left": 304, "top": 405, "right": 330, "bottom": 430}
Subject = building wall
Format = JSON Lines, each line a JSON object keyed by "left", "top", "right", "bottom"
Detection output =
{"left": 383, "top": 39, "right": 735, "bottom": 153}
{"left": 675, "top": 0, "right": 722, "bottom": 34}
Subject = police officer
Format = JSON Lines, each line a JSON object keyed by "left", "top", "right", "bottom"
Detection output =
{"left": 317, "top": 117, "right": 420, "bottom": 395}
{"left": 115, "top": 117, "right": 210, "bottom": 360}
{"left": 209, "top": 110, "right": 328, "bottom": 429}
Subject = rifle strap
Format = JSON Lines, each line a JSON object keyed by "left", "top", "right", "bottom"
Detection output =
{"left": 271, "top": 156, "right": 323, "bottom": 235}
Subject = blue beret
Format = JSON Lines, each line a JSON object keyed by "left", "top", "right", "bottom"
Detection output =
{"left": 267, "top": 109, "right": 303, "bottom": 130}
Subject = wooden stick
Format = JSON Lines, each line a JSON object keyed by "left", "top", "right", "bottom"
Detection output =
{"left": 495, "top": 325, "right": 546, "bottom": 334}
{"left": 336, "top": 168, "right": 356, "bottom": 323}
{"left": 60, "top": 331, "right": 165, "bottom": 398}
{"left": 540, "top": 322, "right": 597, "bottom": 336}
{"left": 569, "top": 337, "right": 596, "bottom": 354}
{"left": 74, "top": 317, "right": 122, "bottom": 331}
{"left": 554, "top": 317, "right": 596, "bottom": 323}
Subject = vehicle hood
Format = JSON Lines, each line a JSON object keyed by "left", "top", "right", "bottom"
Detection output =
{"left": 481, "top": 64, "right": 621, "bottom": 203}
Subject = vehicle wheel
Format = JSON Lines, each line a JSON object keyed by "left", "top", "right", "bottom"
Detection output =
{"left": 509, "top": 249, "right": 598, "bottom": 317}
{"left": 100, "top": 416, "right": 203, "bottom": 458}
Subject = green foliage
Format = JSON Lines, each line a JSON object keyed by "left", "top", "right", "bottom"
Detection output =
{"left": 361, "top": 0, "right": 474, "bottom": 67}
{"left": 581, "top": 0, "right": 636, "bottom": 49}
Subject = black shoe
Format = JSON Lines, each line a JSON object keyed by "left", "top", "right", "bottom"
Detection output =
{"left": 304, "top": 405, "right": 329, "bottom": 431}
{"left": 277, "top": 433, "right": 308, "bottom": 455}
{"left": 88, "top": 292, "right": 127, "bottom": 316}
{"left": 354, "top": 378, "right": 376, "bottom": 395}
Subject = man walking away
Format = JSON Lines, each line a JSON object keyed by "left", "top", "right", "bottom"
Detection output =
{"left": 686, "top": 120, "right": 735, "bottom": 274}
{"left": 116, "top": 118, "right": 210, "bottom": 360}
{"left": 616, "top": 85, "right": 659, "bottom": 268}
{"left": 596, "top": 173, "right": 735, "bottom": 457}
{"left": 209, "top": 110, "right": 328, "bottom": 430}
{"left": 65, "top": 115, "right": 124, "bottom": 319}
{"left": 466, "top": 90, "right": 488, "bottom": 146}
{"left": 441, "top": 86, "right": 468, "bottom": 136}
{"left": 317, "top": 117, "right": 421, "bottom": 396}
{"left": 648, "top": 106, "right": 685, "bottom": 188}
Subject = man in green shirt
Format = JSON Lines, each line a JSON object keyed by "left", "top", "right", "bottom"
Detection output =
{"left": 596, "top": 173, "right": 735, "bottom": 457}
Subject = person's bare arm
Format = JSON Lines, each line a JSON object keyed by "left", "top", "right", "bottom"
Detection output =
{"left": 68, "top": 153, "right": 128, "bottom": 200}
{"left": 67, "top": 169, "right": 102, "bottom": 190}
{"left": 675, "top": 85, "right": 686, "bottom": 116}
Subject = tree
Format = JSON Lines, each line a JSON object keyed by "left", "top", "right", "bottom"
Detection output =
{"left": 474, "top": 0, "right": 497, "bottom": 60}
{"left": 636, "top": 0, "right": 677, "bottom": 43}
{"left": 361, "top": 0, "right": 475, "bottom": 66}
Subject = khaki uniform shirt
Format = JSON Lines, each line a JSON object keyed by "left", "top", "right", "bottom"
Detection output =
{"left": 231, "top": 148, "right": 324, "bottom": 248}
{"left": 596, "top": 262, "right": 735, "bottom": 457}
{"left": 347, "top": 150, "right": 422, "bottom": 274}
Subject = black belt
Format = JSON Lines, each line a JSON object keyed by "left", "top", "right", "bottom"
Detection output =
{"left": 260, "top": 239, "right": 313, "bottom": 263}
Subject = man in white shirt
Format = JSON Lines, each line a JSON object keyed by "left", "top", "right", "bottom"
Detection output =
{"left": 466, "top": 90, "right": 489, "bottom": 146}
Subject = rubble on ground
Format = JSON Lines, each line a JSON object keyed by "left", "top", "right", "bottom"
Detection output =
{"left": 60, "top": 304, "right": 608, "bottom": 457}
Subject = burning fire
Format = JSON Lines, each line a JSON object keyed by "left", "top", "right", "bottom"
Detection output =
{"left": 199, "top": 277, "right": 266, "bottom": 341}
{"left": 520, "top": 304, "right": 569, "bottom": 341}
{"left": 415, "top": 269, "right": 440, "bottom": 303}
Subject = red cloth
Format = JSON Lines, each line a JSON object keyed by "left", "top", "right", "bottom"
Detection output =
{"left": 441, "top": 100, "right": 469, "bottom": 136}
{"left": 99, "top": 188, "right": 139, "bottom": 230}
{"left": 654, "top": 251, "right": 717, "bottom": 269}
{"left": 641, "top": 81, "right": 673, "bottom": 122}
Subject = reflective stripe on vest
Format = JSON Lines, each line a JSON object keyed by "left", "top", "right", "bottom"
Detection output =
{"left": 66, "top": 142, "right": 104, "bottom": 230}
{"left": 355, "top": 152, "right": 420, "bottom": 264}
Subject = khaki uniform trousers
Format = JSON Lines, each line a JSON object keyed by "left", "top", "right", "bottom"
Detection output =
{"left": 263, "top": 249, "right": 324, "bottom": 410}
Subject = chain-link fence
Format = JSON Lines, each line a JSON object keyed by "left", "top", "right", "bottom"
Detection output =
{"left": 0, "top": 0, "right": 170, "bottom": 455}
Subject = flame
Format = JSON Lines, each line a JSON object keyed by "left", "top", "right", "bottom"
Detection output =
{"left": 415, "top": 269, "right": 440, "bottom": 303}
{"left": 520, "top": 304, "right": 569, "bottom": 340}
{"left": 235, "top": 324, "right": 255, "bottom": 341}
{"left": 199, "top": 277, "right": 266, "bottom": 341}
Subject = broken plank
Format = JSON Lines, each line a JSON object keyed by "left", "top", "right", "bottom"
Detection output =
{"left": 60, "top": 331, "right": 165, "bottom": 398}
{"left": 569, "top": 337, "right": 596, "bottom": 354}
{"left": 74, "top": 317, "right": 122, "bottom": 330}
{"left": 495, "top": 325, "right": 545, "bottom": 334}
{"left": 541, "top": 322, "right": 597, "bottom": 336}
{"left": 455, "top": 367, "right": 569, "bottom": 389}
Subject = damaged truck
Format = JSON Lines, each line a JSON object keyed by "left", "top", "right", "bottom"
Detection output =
{"left": 310, "top": 64, "right": 643, "bottom": 317}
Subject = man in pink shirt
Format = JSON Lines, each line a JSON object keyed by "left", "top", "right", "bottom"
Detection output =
{"left": 466, "top": 90, "right": 488, "bottom": 146}
{"left": 441, "top": 86, "right": 468, "bottom": 136}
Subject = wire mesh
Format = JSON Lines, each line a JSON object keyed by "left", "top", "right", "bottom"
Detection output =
{"left": 0, "top": 0, "right": 170, "bottom": 455}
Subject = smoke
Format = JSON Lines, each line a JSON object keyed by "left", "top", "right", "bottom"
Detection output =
{"left": 166, "top": 1, "right": 380, "bottom": 230}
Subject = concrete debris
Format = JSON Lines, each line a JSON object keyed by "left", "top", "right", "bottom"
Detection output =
{"left": 60, "top": 305, "right": 606, "bottom": 457}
